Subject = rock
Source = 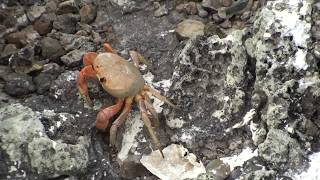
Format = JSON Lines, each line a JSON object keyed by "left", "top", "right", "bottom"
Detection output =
{"left": 19, "top": 0, "right": 43, "bottom": 6}
{"left": 0, "top": 5, "right": 29, "bottom": 28}
{"left": 218, "top": 0, "right": 252, "bottom": 19}
{"left": 0, "top": 104, "right": 89, "bottom": 178}
{"left": 154, "top": 5, "right": 168, "bottom": 17}
{"left": 54, "top": 33, "right": 95, "bottom": 51}
{"left": 205, "top": 159, "right": 231, "bottom": 180}
{"left": 46, "top": 0, "right": 59, "bottom": 13}
{"left": 0, "top": 44, "right": 17, "bottom": 65}
{"left": 197, "top": 4, "right": 208, "bottom": 18}
{"left": 240, "top": 11, "right": 252, "bottom": 21}
{"left": 140, "top": 144, "right": 206, "bottom": 180}
{"left": 176, "top": 2, "right": 198, "bottom": 15}
{"left": 184, "top": 2, "right": 198, "bottom": 15}
{"left": 57, "top": 0, "right": 79, "bottom": 14}
{"left": 3, "top": 73, "right": 36, "bottom": 96}
{"left": 175, "top": 19, "right": 205, "bottom": 40}
{"left": 202, "top": 0, "right": 225, "bottom": 11}
{"left": 42, "top": 62, "right": 63, "bottom": 74}
{"left": 5, "top": 26, "right": 40, "bottom": 47}
{"left": 241, "top": 169, "right": 276, "bottom": 180}
{"left": 0, "top": 65, "right": 12, "bottom": 80}
{"left": 33, "top": 14, "right": 54, "bottom": 35}
{"left": 0, "top": 104, "right": 44, "bottom": 162}
{"left": 258, "top": 129, "right": 306, "bottom": 171}
{"left": 27, "top": 5, "right": 46, "bottom": 22}
{"left": 110, "top": 0, "right": 137, "bottom": 14}
{"left": 211, "top": 13, "right": 224, "bottom": 23}
{"left": 250, "top": 122, "right": 267, "bottom": 146}
{"left": 60, "top": 49, "right": 85, "bottom": 67}
{"left": 311, "top": 26, "right": 320, "bottom": 40}
{"left": 8, "top": 45, "right": 43, "bottom": 74}
{"left": 49, "top": 71, "right": 79, "bottom": 101}
{"left": 41, "top": 37, "right": 65, "bottom": 59}
{"left": 28, "top": 136, "right": 89, "bottom": 176}
{"left": 220, "top": 19, "right": 232, "bottom": 28}
{"left": 116, "top": 111, "right": 150, "bottom": 178}
{"left": 204, "top": 22, "right": 226, "bottom": 38}
{"left": 220, "top": 147, "right": 257, "bottom": 172}
{"left": 244, "top": 0, "right": 315, "bottom": 143}
{"left": 165, "top": 31, "right": 248, "bottom": 153}
{"left": 79, "top": 4, "right": 97, "bottom": 24}
{"left": 313, "top": 42, "right": 320, "bottom": 59}
{"left": 34, "top": 73, "right": 56, "bottom": 94}
{"left": 229, "top": 156, "right": 277, "bottom": 179}
{"left": 53, "top": 14, "right": 80, "bottom": 34}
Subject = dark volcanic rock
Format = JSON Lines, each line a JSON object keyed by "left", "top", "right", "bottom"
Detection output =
{"left": 41, "top": 37, "right": 65, "bottom": 59}
{"left": 49, "top": 70, "right": 79, "bottom": 102}
{"left": 79, "top": 4, "right": 97, "bottom": 24}
{"left": 8, "top": 45, "right": 42, "bottom": 74}
{"left": 0, "top": 44, "right": 17, "bottom": 65}
{"left": 33, "top": 14, "right": 54, "bottom": 35}
{"left": 53, "top": 14, "right": 80, "bottom": 34}
{"left": 165, "top": 30, "right": 249, "bottom": 155}
{"left": 57, "top": 0, "right": 79, "bottom": 14}
{"left": 34, "top": 73, "right": 56, "bottom": 94}
{"left": 51, "top": 33, "right": 95, "bottom": 52}
{"left": 60, "top": 49, "right": 85, "bottom": 67}
{"left": 4, "top": 73, "right": 36, "bottom": 96}
{"left": 0, "top": 5, "right": 29, "bottom": 28}
{"left": 5, "top": 26, "right": 40, "bottom": 48}
{"left": 26, "top": 4, "right": 46, "bottom": 22}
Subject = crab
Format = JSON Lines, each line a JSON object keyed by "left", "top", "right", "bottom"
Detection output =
{"left": 77, "top": 43, "right": 175, "bottom": 156}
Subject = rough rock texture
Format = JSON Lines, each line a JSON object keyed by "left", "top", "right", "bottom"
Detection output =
{"left": 258, "top": 129, "right": 305, "bottom": 170}
{"left": 4, "top": 73, "right": 36, "bottom": 96}
{"left": 0, "top": 104, "right": 89, "bottom": 179}
{"left": 165, "top": 30, "right": 251, "bottom": 157}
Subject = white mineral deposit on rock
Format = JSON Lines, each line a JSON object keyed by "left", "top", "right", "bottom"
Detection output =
{"left": 117, "top": 112, "right": 144, "bottom": 162}
{"left": 221, "top": 147, "right": 257, "bottom": 171}
{"left": 143, "top": 71, "right": 173, "bottom": 113}
{"left": 293, "top": 152, "right": 320, "bottom": 180}
{"left": 140, "top": 144, "right": 206, "bottom": 180}
{"left": 262, "top": 0, "right": 313, "bottom": 70}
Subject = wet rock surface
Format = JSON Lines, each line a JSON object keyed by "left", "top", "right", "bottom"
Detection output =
{"left": 0, "top": 0, "right": 319, "bottom": 179}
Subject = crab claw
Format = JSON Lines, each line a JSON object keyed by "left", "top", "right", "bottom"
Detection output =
{"left": 77, "top": 65, "right": 97, "bottom": 107}
{"left": 95, "top": 99, "right": 124, "bottom": 130}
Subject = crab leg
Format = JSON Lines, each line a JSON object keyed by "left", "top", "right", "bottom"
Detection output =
{"left": 77, "top": 65, "right": 97, "bottom": 106}
{"left": 109, "top": 97, "right": 133, "bottom": 146}
{"left": 83, "top": 52, "right": 97, "bottom": 66}
{"left": 144, "top": 85, "right": 177, "bottom": 108}
{"left": 103, "top": 43, "right": 116, "bottom": 53}
{"left": 129, "top": 50, "right": 150, "bottom": 67}
{"left": 96, "top": 98, "right": 124, "bottom": 130}
{"left": 142, "top": 93, "right": 159, "bottom": 127}
{"left": 136, "top": 94, "right": 164, "bottom": 158}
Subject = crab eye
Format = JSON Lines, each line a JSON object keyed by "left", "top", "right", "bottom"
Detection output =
{"left": 99, "top": 77, "right": 106, "bottom": 83}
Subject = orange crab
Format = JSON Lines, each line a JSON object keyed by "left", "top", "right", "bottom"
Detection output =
{"left": 77, "top": 43, "right": 175, "bottom": 156}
